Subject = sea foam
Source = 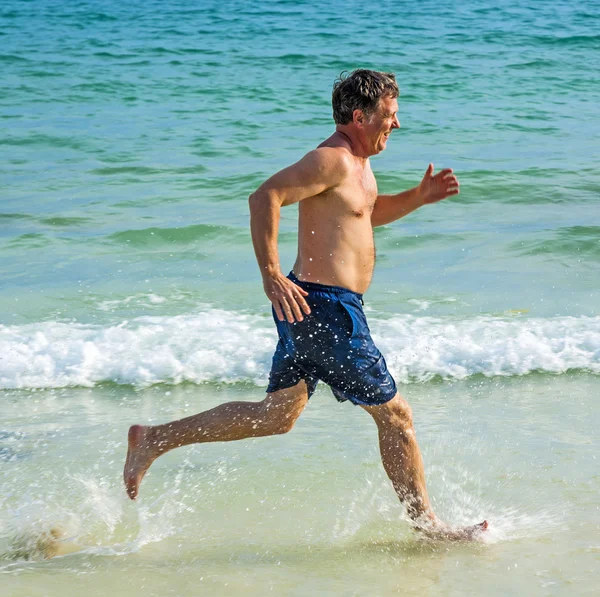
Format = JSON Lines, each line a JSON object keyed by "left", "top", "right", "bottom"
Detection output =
{"left": 1, "top": 311, "right": 598, "bottom": 389}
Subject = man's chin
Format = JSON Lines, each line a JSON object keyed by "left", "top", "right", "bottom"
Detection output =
{"left": 369, "top": 141, "right": 387, "bottom": 156}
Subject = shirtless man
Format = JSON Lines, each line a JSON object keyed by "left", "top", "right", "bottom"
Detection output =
{"left": 124, "top": 69, "right": 487, "bottom": 540}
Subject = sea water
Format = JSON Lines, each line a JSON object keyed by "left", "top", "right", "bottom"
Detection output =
{"left": 1, "top": 0, "right": 599, "bottom": 595}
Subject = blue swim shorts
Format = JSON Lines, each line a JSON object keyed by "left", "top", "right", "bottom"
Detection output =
{"left": 266, "top": 272, "right": 397, "bottom": 406}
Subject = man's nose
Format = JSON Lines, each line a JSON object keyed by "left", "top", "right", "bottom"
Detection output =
{"left": 393, "top": 116, "right": 401, "bottom": 129}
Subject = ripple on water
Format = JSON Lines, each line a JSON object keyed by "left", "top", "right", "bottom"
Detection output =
{"left": 509, "top": 226, "right": 600, "bottom": 261}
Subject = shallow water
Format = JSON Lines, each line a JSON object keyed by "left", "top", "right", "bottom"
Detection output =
{"left": 1, "top": 375, "right": 599, "bottom": 595}
{"left": 1, "top": 0, "right": 599, "bottom": 594}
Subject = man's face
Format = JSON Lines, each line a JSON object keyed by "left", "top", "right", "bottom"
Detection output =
{"left": 362, "top": 96, "right": 400, "bottom": 155}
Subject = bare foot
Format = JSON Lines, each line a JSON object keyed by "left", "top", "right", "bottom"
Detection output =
{"left": 418, "top": 519, "right": 489, "bottom": 542}
{"left": 123, "top": 424, "right": 159, "bottom": 500}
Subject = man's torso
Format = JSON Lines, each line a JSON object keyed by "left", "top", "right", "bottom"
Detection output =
{"left": 293, "top": 138, "right": 377, "bottom": 295}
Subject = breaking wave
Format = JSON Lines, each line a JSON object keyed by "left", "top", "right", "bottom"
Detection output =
{"left": 1, "top": 310, "right": 599, "bottom": 389}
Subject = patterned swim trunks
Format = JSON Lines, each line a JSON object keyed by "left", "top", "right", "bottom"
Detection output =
{"left": 266, "top": 272, "right": 397, "bottom": 406}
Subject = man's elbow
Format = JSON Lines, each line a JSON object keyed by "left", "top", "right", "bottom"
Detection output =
{"left": 248, "top": 191, "right": 263, "bottom": 214}
{"left": 249, "top": 189, "right": 280, "bottom": 211}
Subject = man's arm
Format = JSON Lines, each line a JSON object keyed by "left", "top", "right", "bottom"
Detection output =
{"left": 249, "top": 148, "right": 347, "bottom": 323}
{"left": 371, "top": 164, "right": 460, "bottom": 227}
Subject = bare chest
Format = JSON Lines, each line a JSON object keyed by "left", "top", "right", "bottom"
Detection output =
{"left": 300, "top": 161, "right": 378, "bottom": 222}
{"left": 341, "top": 162, "right": 378, "bottom": 218}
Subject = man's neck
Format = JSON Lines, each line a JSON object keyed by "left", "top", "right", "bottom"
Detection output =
{"left": 334, "top": 126, "right": 371, "bottom": 160}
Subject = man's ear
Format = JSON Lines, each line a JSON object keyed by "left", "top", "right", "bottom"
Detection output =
{"left": 352, "top": 109, "right": 365, "bottom": 128}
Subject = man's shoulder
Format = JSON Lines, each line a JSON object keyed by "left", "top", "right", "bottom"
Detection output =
{"left": 303, "top": 145, "right": 353, "bottom": 175}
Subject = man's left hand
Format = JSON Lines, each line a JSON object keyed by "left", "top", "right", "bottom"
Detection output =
{"left": 418, "top": 163, "right": 460, "bottom": 205}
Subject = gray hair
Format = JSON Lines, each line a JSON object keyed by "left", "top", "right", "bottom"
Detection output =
{"left": 332, "top": 69, "right": 399, "bottom": 125}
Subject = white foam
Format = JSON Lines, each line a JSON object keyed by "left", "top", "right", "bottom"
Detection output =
{"left": 407, "top": 297, "right": 459, "bottom": 312}
{"left": 372, "top": 314, "right": 600, "bottom": 382}
{"left": 0, "top": 310, "right": 599, "bottom": 389}
{"left": 97, "top": 293, "right": 169, "bottom": 311}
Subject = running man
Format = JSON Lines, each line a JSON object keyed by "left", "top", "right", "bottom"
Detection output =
{"left": 124, "top": 69, "right": 487, "bottom": 540}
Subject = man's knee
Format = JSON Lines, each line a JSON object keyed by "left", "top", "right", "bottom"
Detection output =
{"left": 372, "top": 395, "right": 413, "bottom": 430}
{"left": 273, "top": 414, "right": 297, "bottom": 435}
{"left": 257, "top": 397, "right": 301, "bottom": 435}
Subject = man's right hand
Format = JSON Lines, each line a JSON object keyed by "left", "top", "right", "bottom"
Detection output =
{"left": 263, "top": 272, "right": 311, "bottom": 323}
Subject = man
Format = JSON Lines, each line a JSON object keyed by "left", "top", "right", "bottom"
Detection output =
{"left": 124, "top": 69, "right": 487, "bottom": 540}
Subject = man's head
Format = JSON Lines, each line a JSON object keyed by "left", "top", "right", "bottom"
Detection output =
{"left": 332, "top": 69, "right": 400, "bottom": 155}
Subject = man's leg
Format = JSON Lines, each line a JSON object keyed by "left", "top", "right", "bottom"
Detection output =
{"left": 362, "top": 393, "right": 487, "bottom": 539}
{"left": 124, "top": 381, "right": 309, "bottom": 499}
{"left": 361, "top": 393, "right": 434, "bottom": 522}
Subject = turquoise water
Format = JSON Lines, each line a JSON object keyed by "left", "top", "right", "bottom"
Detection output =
{"left": 1, "top": 0, "right": 599, "bottom": 594}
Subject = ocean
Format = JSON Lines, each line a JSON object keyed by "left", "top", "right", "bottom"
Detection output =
{"left": 1, "top": 0, "right": 599, "bottom": 594}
